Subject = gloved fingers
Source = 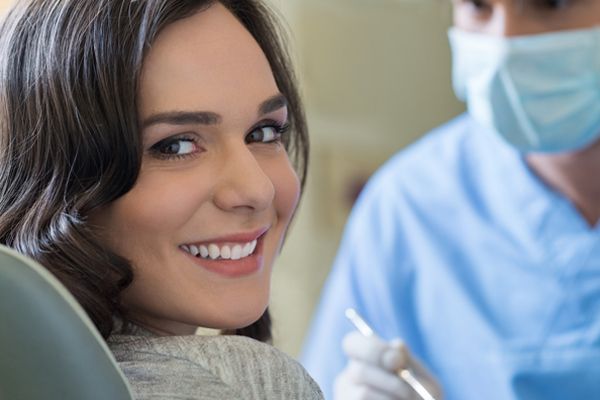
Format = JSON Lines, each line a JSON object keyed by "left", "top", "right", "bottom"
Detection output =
{"left": 346, "top": 360, "right": 412, "bottom": 399}
{"left": 388, "top": 340, "right": 444, "bottom": 399}
{"left": 335, "top": 372, "right": 402, "bottom": 400}
{"left": 341, "top": 333, "right": 443, "bottom": 398}
{"left": 343, "top": 331, "right": 408, "bottom": 371}
{"left": 382, "top": 339, "right": 409, "bottom": 371}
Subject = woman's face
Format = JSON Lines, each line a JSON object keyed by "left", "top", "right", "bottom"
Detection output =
{"left": 91, "top": 3, "right": 300, "bottom": 335}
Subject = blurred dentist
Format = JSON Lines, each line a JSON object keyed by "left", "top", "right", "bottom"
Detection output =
{"left": 302, "top": 0, "right": 600, "bottom": 399}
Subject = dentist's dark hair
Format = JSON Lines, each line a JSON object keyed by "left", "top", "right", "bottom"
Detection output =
{"left": 0, "top": 0, "right": 307, "bottom": 342}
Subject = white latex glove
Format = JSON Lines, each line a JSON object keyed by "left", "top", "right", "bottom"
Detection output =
{"left": 334, "top": 331, "right": 443, "bottom": 400}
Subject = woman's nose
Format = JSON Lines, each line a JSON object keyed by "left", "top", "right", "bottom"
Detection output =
{"left": 212, "top": 145, "right": 275, "bottom": 213}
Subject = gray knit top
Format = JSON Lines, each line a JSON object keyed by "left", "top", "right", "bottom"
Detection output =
{"left": 107, "top": 325, "right": 324, "bottom": 400}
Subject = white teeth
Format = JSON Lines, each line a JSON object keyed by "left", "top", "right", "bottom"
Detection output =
{"left": 208, "top": 244, "right": 220, "bottom": 260}
{"left": 231, "top": 245, "right": 242, "bottom": 260}
{"left": 221, "top": 245, "right": 231, "bottom": 260}
{"left": 182, "top": 239, "right": 258, "bottom": 260}
{"left": 242, "top": 243, "right": 252, "bottom": 257}
{"left": 199, "top": 245, "right": 209, "bottom": 258}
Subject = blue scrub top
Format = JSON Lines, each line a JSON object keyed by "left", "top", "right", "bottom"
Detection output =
{"left": 301, "top": 114, "right": 600, "bottom": 400}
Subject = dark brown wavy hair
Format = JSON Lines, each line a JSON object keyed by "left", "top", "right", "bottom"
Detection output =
{"left": 0, "top": 0, "right": 307, "bottom": 342}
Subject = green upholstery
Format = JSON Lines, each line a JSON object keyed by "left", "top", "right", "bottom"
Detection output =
{"left": 0, "top": 245, "right": 133, "bottom": 400}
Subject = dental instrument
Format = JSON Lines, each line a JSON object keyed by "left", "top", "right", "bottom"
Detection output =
{"left": 345, "top": 308, "right": 438, "bottom": 400}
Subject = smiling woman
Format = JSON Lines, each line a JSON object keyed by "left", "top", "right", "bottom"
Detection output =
{"left": 90, "top": 3, "right": 301, "bottom": 337}
{"left": 0, "top": 0, "right": 320, "bottom": 398}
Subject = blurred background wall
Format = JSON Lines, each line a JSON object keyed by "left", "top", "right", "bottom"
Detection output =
{"left": 268, "top": 0, "right": 464, "bottom": 357}
{"left": 0, "top": 0, "right": 464, "bottom": 356}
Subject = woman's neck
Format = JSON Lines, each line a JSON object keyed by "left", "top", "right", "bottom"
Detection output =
{"left": 526, "top": 138, "right": 600, "bottom": 227}
{"left": 126, "top": 315, "right": 199, "bottom": 336}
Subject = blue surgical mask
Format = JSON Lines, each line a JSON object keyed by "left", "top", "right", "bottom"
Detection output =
{"left": 448, "top": 26, "right": 600, "bottom": 153}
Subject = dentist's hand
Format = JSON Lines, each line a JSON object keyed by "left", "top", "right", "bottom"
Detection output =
{"left": 334, "top": 331, "right": 443, "bottom": 400}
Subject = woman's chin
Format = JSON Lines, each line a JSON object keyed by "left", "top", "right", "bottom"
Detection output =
{"left": 203, "top": 305, "right": 267, "bottom": 331}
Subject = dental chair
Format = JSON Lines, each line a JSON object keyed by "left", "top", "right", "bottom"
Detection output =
{"left": 0, "top": 245, "right": 133, "bottom": 400}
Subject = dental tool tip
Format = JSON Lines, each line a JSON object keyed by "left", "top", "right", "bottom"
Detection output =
{"left": 344, "top": 308, "right": 439, "bottom": 400}
{"left": 345, "top": 308, "right": 374, "bottom": 337}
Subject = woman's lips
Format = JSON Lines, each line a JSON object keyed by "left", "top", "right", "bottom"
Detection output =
{"left": 180, "top": 229, "right": 268, "bottom": 277}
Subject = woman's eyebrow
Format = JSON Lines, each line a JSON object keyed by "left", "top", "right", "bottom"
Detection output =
{"left": 141, "top": 94, "right": 287, "bottom": 129}
{"left": 259, "top": 94, "right": 287, "bottom": 115}
{"left": 141, "top": 111, "right": 222, "bottom": 128}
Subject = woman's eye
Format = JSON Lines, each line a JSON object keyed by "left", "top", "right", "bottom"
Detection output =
{"left": 150, "top": 136, "right": 198, "bottom": 159}
{"left": 245, "top": 124, "right": 288, "bottom": 144}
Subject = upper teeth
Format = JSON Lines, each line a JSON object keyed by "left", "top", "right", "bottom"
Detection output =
{"left": 181, "top": 240, "right": 257, "bottom": 260}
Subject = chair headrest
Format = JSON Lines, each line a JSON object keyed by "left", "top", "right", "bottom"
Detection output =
{"left": 0, "top": 245, "right": 133, "bottom": 400}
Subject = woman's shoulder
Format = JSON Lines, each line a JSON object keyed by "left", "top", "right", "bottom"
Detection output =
{"left": 109, "top": 332, "right": 323, "bottom": 399}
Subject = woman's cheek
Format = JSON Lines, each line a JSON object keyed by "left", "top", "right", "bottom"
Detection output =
{"left": 273, "top": 156, "right": 300, "bottom": 225}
